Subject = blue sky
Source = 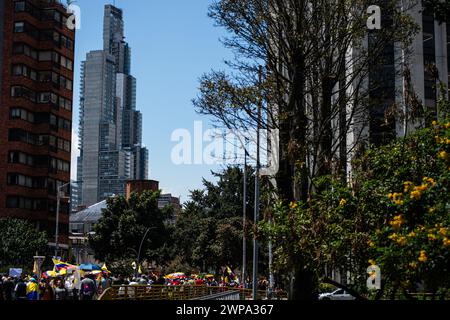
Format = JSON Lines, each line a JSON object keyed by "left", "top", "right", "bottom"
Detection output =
{"left": 71, "top": 0, "right": 233, "bottom": 202}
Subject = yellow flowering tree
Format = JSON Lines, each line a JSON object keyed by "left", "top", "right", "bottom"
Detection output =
{"left": 366, "top": 119, "right": 450, "bottom": 298}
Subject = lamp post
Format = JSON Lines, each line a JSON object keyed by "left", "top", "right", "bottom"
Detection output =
{"left": 242, "top": 141, "right": 248, "bottom": 289}
{"left": 55, "top": 182, "right": 70, "bottom": 258}
{"left": 132, "top": 227, "right": 156, "bottom": 278}
{"left": 252, "top": 66, "right": 263, "bottom": 300}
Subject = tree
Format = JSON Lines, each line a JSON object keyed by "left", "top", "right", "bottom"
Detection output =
{"left": 194, "top": 0, "right": 419, "bottom": 299}
{"left": 89, "top": 190, "right": 172, "bottom": 267}
{"left": 170, "top": 166, "right": 257, "bottom": 274}
{"left": 422, "top": 0, "right": 450, "bottom": 23}
{"left": 0, "top": 219, "right": 47, "bottom": 269}
{"left": 262, "top": 93, "right": 450, "bottom": 298}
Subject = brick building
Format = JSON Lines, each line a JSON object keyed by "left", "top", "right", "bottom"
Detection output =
{"left": 0, "top": 0, "right": 75, "bottom": 251}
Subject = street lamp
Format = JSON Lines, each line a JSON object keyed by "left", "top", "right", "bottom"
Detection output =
{"left": 131, "top": 227, "right": 156, "bottom": 278}
{"left": 55, "top": 182, "right": 71, "bottom": 258}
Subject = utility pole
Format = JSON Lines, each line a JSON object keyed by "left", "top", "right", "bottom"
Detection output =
{"left": 242, "top": 143, "right": 247, "bottom": 288}
{"left": 252, "top": 66, "right": 263, "bottom": 300}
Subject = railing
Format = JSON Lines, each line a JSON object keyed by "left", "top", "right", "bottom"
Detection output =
{"left": 98, "top": 285, "right": 284, "bottom": 301}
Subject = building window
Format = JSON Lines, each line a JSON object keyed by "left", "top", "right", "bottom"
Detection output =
{"left": 14, "top": 2, "right": 26, "bottom": 12}
{"left": 14, "top": 22, "right": 25, "bottom": 33}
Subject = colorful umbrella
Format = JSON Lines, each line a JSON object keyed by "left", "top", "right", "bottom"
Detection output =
{"left": 79, "top": 263, "right": 102, "bottom": 271}
{"left": 165, "top": 272, "right": 186, "bottom": 279}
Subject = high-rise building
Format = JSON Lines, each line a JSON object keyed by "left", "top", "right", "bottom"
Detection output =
{"left": 0, "top": 0, "right": 75, "bottom": 249}
{"left": 344, "top": 4, "right": 449, "bottom": 178}
{"left": 77, "top": 4, "right": 148, "bottom": 207}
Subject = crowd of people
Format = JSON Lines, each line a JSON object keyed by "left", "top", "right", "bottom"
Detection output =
{"left": 0, "top": 272, "right": 112, "bottom": 301}
{"left": 1, "top": 268, "right": 285, "bottom": 301}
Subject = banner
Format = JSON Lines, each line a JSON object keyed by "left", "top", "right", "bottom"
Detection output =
{"left": 9, "top": 268, "right": 23, "bottom": 278}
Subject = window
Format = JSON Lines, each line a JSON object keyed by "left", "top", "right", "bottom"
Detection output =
{"left": 39, "top": 71, "right": 52, "bottom": 83}
{"left": 11, "top": 86, "right": 36, "bottom": 102}
{"left": 14, "top": 2, "right": 25, "bottom": 12}
{"left": 39, "top": 51, "right": 52, "bottom": 61}
{"left": 14, "top": 22, "right": 25, "bottom": 33}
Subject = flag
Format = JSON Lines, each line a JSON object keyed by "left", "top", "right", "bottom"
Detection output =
{"left": 226, "top": 266, "right": 233, "bottom": 275}
{"left": 52, "top": 258, "right": 77, "bottom": 271}
{"left": 33, "top": 260, "right": 38, "bottom": 274}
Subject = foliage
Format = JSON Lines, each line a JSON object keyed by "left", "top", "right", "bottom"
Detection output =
{"left": 0, "top": 219, "right": 47, "bottom": 268}
{"left": 262, "top": 114, "right": 450, "bottom": 297}
{"left": 367, "top": 120, "right": 450, "bottom": 295}
{"left": 170, "top": 166, "right": 255, "bottom": 273}
{"left": 89, "top": 190, "right": 172, "bottom": 266}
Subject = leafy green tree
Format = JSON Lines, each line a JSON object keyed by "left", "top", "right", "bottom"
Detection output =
{"left": 170, "top": 166, "right": 255, "bottom": 274}
{"left": 89, "top": 190, "right": 172, "bottom": 266}
{"left": 0, "top": 219, "right": 47, "bottom": 269}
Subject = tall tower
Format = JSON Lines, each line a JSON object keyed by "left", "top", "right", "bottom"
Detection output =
{"left": 0, "top": 0, "right": 75, "bottom": 249}
{"left": 77, "top": 4, "right": 148, "bottom": 208}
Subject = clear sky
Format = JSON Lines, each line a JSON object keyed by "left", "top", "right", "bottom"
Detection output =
{"left": 71, "top": 0, "right": 233, "bottom": 202}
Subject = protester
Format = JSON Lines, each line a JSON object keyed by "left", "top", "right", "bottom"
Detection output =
{"left": 26, "top": 278, "right": 39, "bottom": 301}
{"left": 0, "top": 276, "right": 4, "bottom": 301}
{"left": 14, "top": 278, "right": 27, "bottom": 301}
{"left": 54, "top": 280, "right": 67, "bottom": 300}
{"left": 3, "top": 277, "right": 14, "bottom": 301}
{"left": 40, "top": 279, "right": 54, "bottom": 300}
{"left": 80, "top": 275, "right": 96, "bottom": 300}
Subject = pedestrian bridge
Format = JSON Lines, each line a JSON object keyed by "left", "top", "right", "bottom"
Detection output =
{"left": 98, "top": 285, "right": 287, "bottom": 301}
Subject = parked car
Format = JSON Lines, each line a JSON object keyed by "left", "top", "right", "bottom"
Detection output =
{"left": 318, "top": 289, "right": 356, "bottom": 300}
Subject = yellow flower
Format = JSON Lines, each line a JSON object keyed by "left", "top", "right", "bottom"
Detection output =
{"left": 432, "top": 121, "right": 437, "bottom": 126}
{"left": 289, "top": 202, "right": 298, "bottom": 209}
{"left": 389, "top": 233, "right": 398, "bottom": 241}
{"left": 439, "top": 228, "right": 447, "bottom": 237}
{"left": 408, "top": 231, "right": 417, "bottom": 238}
{"left": 403, "top": 182, "right": 413, "bottom": 192}
{"left": 410, "top": 190, "right": 422, "bottom": 201}
{"left": 409, "top": 262, "right": 418, "bottom": 269}
{"left": 390, "top": 215, "right": 404, "bottom": 230}
{"left": 397, "top": 236, "right": 407, "bottom": 246}
{"left": 418, "top": 251, "right": 428, "bottom": 263}
{"left": 339, "top": 199, "right": 347, "bottom": 207}
{"left": 443, "top": 238, "right": 450, "bottom": 247}
{"left": 368, "top": 259, "right": 376, "bottom": 266}
{"left": 367, "top": 240, "right": 375, "bottom": 248}
{"left": 429, "top": 207, "right": 436, "bottom": 214}
{"left": 439, "top": 150, "right": 449, "bottom": 161}
{"left": 428, "top": 234, "right": 437, "bottom": 241}
{"left": 423, "top": 177, "right": 436, "bottom": 187}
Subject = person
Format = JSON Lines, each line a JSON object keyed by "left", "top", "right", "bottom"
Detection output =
{"left": 54, "top": 280, "right": 67, "bottom": 300}
{"left": 3, "top": 277, "right": 15, "bottom": 301}
{"left": 14, "top": 278, "right": 27, "bottom": 301}
{"left": 65, "top": 275, "right": 75, "bottom": 300}
{"left": 41, "top": 279, "right": 54, "bottom": 301}
{"left": 26, "top": 278, "right": 39, "bottom": 301}
{"left": 80, "top": 275, "right": 96, "bottom": 300}
{"left": 0, "top": 276, "right": 4, "bottom": 301}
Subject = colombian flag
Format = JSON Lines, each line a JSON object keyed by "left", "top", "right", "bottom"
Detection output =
{"left": 26, "top": 281, "right": 39, "bottom": 300}
{"left": 52, "top": 258, "right": 77, "bottom": 271}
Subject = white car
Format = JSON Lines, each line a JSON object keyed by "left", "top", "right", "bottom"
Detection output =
{"left": 318, "top": 289, "right": 356, "bottom": 300}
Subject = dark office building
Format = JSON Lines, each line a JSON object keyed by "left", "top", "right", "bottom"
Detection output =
{"left": 0, "top": 0, "right": 75, "bottom": 251}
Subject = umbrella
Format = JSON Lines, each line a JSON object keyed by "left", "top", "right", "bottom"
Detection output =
{"left": 165, "top": 273, "right": 186, "bottom": 279}
{"left": 79, "top": 263, "right": 102, "bottom": 271}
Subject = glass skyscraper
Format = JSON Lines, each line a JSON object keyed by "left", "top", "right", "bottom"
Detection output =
{"left": 77, "top": 4, "right": 148, "bottom": 207}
